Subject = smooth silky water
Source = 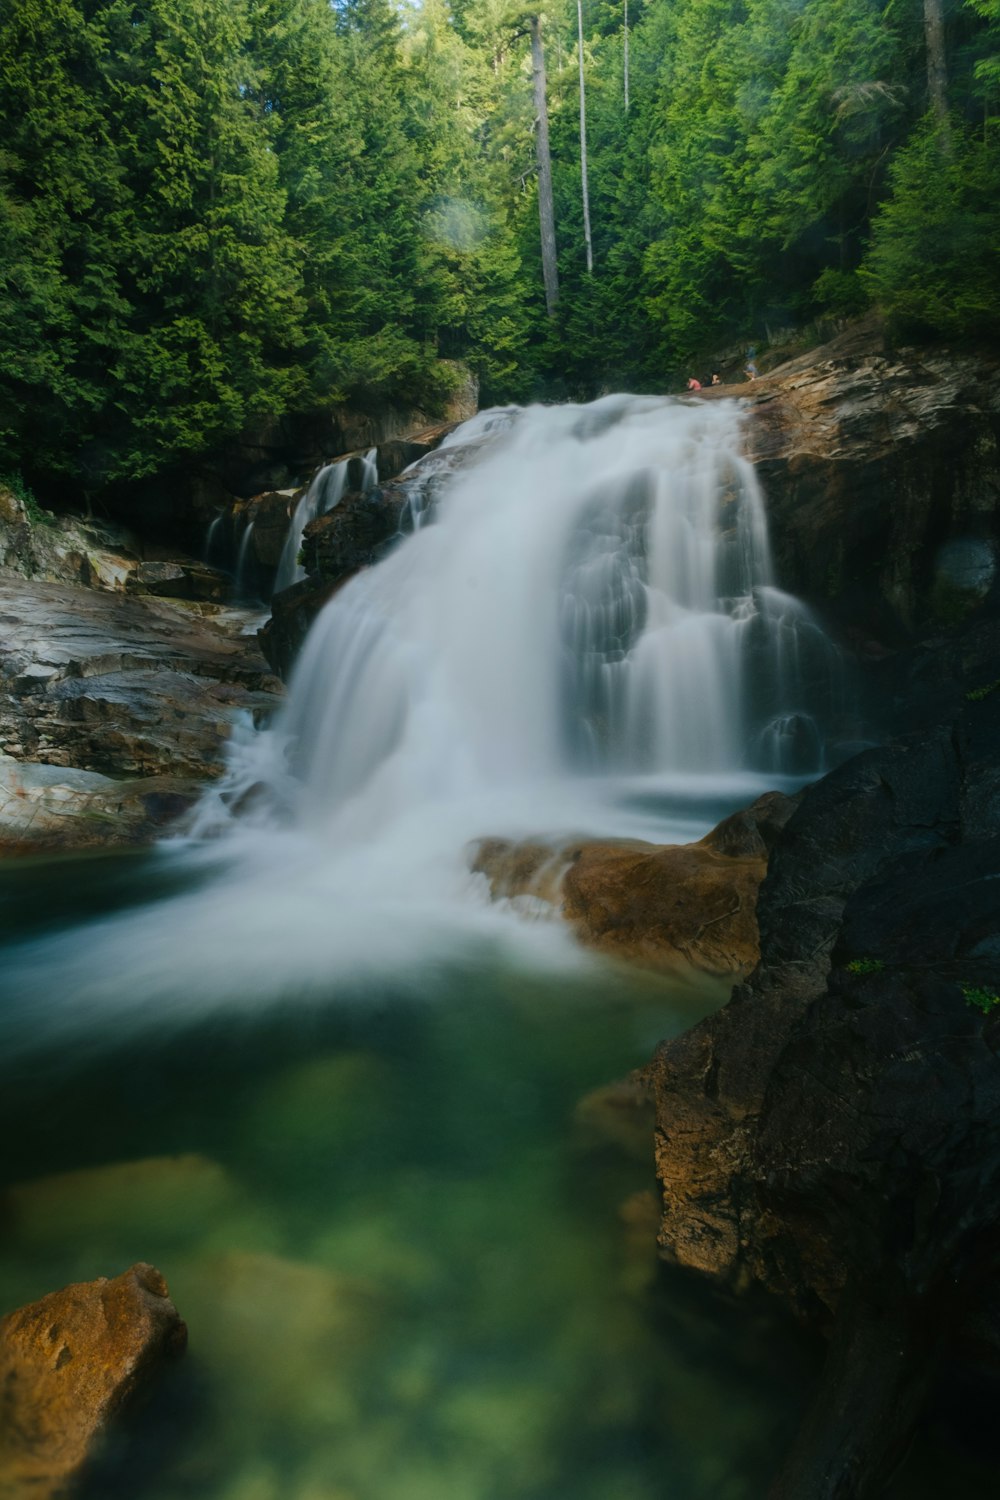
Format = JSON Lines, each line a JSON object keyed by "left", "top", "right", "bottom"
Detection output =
{"left": 1, "top": 396, "right": 849, "bottom": 1498}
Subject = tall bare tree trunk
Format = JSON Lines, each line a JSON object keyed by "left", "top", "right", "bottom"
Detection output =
{"left": 531, "top": 14, "right": 559, "bottom": 316}
{"left": 923, "top": 0, "right": 949, "bottom": 128}
{"left": 577, "top": 0, "right": 593, "bottom": 273}
{"left": 624, "top": 0, "right": 630, "bottom": 114}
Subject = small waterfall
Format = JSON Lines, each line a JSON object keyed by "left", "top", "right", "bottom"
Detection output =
{"left": 234, "top": 519, "right": 257, "bottom": 602}
{"left": 203, "top": 513, "right": 224, "bottom": 566}
{"left": 273, "top": 456, "right": 367, "bottom": 597}
{"left": 359, "top": 447, "right": 378, "bottom": 493}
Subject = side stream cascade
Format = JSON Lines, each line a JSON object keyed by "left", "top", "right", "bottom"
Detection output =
{"left": 273, "top": 447, "right": 377, "bottom": 596}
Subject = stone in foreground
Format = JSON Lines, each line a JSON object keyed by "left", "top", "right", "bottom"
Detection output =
{"left": 0, "top": 1263, "right": 186, "bottom": 1499}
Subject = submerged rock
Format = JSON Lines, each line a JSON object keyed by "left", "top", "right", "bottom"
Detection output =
{"left": 5, "top": 1155, "right": 248, "bottom": 1252}
{"left": 0, "top": 1263, "right": 186, "bottom": 1500}
{"left": 172, "top": 1250, "right": 384, "bottom": 1438}
{"left": 471, "top": 792, "right": 798, "bottom": 979}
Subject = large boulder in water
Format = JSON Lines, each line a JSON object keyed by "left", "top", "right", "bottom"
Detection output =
{"left": 0, "top": 1263, "right": 186, "bottom": 1500}
{"left": 470, "top": 792, "right": 798, "bottom": 979}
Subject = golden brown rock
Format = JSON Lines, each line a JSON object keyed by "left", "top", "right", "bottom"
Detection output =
{"left": 469, "top": 795, "right": 800, "bottom": 979}
{"left": 0, "top": 1263, "right": 186, "bottom": 1499}
{"left": 559, "top": 837, "right": 765, "bottom": 977}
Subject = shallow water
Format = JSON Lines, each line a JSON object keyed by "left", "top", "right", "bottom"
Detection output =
{"left": 0, "top": 850, "right": 823, "bottom": 1500}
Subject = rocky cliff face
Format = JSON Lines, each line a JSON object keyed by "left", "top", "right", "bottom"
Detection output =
{"left": 738, "top": 320, "right": 1000, "bottom": 643}
{"left": 644, "top": 616, "right": 1000, "bottom": 1494}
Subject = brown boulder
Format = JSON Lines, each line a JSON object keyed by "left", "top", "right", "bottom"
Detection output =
{"left": 0, "top": 1263, "right": 186, "bottom": 1499}
{"left": 561, "top": 838, "right": 765, "bottom": 977}
{"left": 470, "top": 793, "right": 798, "bottom": 978}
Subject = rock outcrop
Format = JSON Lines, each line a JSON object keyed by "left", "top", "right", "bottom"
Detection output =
{"left": 737, "top": 320, "right": 1000, "bottom": 641}
{"left": 0, "top": 579, "right": 282, "bottom": 853}
{"left": 0, "top": 1263, "right": 186, "bottom": 1500}
{"left": 470, "top": 792, "right": 798, "bottom": 978}
{"left": 644, "top": 626, "right": 1000, "bottom": 1495}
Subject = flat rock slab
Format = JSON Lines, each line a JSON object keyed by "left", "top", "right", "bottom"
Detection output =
{"left": 0, "top": 1263, "right": 186, "bottom": 1500}
{"left": 0, "top": 754, "right": 200, "bottom": 855}
{"left": 0, "top": 579, "right": 282, "bottom": 848}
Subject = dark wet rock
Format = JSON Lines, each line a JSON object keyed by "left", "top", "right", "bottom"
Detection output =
{"left": 252, "top": 450, "right": 476, "bottom": 676}
{"left": 471, "top": 793, "right": 798, "bottom": 978}
{"left": 0, "top": 1263, "right": 186, "bottom": 1500}
{"left": 258, "top": 574, "right": 347, "bottom": 679}
{"left": 125, "top": 559, "right": 232, "bottom": 602}
{"left": 645, "top": 671, "right": 1000, "bottom": 1496}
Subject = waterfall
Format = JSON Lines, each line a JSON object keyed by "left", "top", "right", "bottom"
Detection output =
{"left": 359, "top": 446, "right": 378, "bottom": 493}
{"left": 203, "top": 513, "right": 224, "bottom": 566}
{"left": 274, "top": 450, "right": 378, "bottom": 597}
{"left": 206, "top": 395, "right": 843, "bottom": 843}
{"left": 0, "top": 395, "right": 849, "bottom": 1021}
{"left": 234, "top": 518, "right": 257, "bottom": 601}
{"left": 274, "top": 460, "right": 350, "bottom": 595}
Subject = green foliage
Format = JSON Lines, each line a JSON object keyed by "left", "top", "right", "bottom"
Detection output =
{"left": 1, "top": 0, "right": 998, "bottom": 502}
{"left": 965, "top": 679, "right": 1000, "bottom": 701}
{"left": 846, "top": 957, "right": 885, "bottom": 975}
{"left": 962, "top": 984, "right": 1000, "bottom": 1013}
{"left": 0, "top": 470, "right": 47, "bottom": 525}
{"left": 861, "top": 115, "right": 1000, "bottom": 337}
{"left": 812, "top": 268, "right": 871, "bottom": 318}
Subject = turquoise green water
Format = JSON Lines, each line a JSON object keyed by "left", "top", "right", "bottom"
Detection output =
{"left": 0, "top": 849, "right": 826, "bottom": 1500}
{"left": 3, "top": 852, "right": 996, "bottom": 1497}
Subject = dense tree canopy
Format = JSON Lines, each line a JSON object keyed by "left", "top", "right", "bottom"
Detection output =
{"left": 0, "top": 0, "right": 996, "bottom": 497}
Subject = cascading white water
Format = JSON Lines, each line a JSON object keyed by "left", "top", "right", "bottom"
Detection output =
{"left": 0, "top": 395, "right": 846, "bottom": 1023}
{"left": 234, "top": 518, "right": 257, "bottom": 601}
{"left": 274, "top": 457, "right": 353, "bottom": 595}
{"left": 244, "top": 394, "right": 839, "bottom": 839}
{"left": 203, "top": 512, "right": 224, "bottom": 565}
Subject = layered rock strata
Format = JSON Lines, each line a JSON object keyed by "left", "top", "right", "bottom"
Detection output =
{"left": 0, "top": 579, "right": 281, "bottom": 853}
